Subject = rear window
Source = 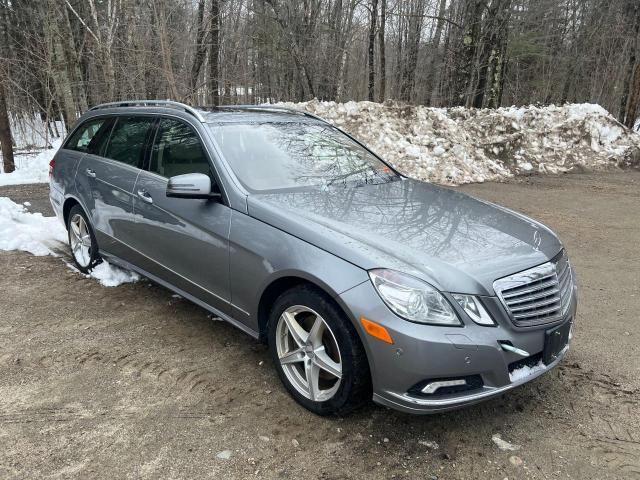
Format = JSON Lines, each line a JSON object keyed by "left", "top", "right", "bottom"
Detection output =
{"left": 65, "top": 118, "right": 109, "bottom": 153}
{"left": 103, "top": 116, "right": 155, "bottom": 168}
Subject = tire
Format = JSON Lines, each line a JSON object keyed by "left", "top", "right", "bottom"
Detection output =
{"left": 268, "top": 285, "right": 371, "bottom": 416}
{"left": 67, "top": 205, "right": 101, "bottom": 274}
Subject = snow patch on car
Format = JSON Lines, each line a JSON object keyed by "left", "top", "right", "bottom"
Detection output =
{"left": 509, "top": 361, "right": 546, "bottom": 382}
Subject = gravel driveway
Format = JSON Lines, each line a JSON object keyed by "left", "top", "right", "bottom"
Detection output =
{"left": 1, "top": 172, "right": 639, "bottom": 479}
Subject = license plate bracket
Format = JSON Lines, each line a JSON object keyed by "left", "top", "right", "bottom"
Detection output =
{"left": 543, "top": 319, "right": 571, "bottom": 365}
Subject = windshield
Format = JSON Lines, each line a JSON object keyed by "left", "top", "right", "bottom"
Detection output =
{"left": 209, "top": 122, "right": 399, "bottom": 192}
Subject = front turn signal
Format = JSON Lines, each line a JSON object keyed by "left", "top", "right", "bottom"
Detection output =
{"left": 361, "top": 317, "right": 394, "bottom": 345}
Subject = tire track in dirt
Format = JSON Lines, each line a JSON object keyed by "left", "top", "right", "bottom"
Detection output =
{"left": 75, "top": 349, "right": 221, "bottom": 396}
{"left": 558, "top": 365, "right": 640, "bottom": 478}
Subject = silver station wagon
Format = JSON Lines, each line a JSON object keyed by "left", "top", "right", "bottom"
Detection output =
{"left": 49, "top": 100, "right": 577, "bottom": 415}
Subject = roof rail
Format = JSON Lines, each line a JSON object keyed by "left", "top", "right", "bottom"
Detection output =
{"left": 89, "top": 100, "right": 206, "bottom": 122}
{"left": 215, "top": 105, "right": 328, "bottom": 124}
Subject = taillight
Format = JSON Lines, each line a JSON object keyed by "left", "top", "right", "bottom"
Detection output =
{"left": 48, "top": 159, "right": 56, "bottom": 179}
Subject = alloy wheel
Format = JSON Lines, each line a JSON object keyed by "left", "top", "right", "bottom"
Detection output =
{"left": 275, "top": 305, "right": 342, "bottom": 402}
{"left": 69, "top": 213, "right": 92, "bottom": 268}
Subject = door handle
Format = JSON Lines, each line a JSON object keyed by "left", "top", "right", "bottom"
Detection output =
{"left": 137, "top": 189, "right": 153, "bottom": 204}
{"left": 85, "top": 168, "right": 96, "bottom": 178}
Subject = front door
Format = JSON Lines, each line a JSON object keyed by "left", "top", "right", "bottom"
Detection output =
{"left": 131, "top": 118, "right": 232, "bottom": 314}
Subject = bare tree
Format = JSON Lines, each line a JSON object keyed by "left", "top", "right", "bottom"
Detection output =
{"left": 367, "top": 0, "right": 378, "bottom": 101}
{"left": 621, "top": 0, "right": 640, "bottom": 127}
{"left": 208, "top": 0, "right": 222, "bottom": 105}
{"left": 0, "top": 0, "right": 638, "bottom": 130}
{"left": 0, "top": 76, "right": 14, "bottom": 173}
{"left": 378, "top": 0, "right": 386, "bottom": 102}
{"left": 190, "top": 0, "right": 209, "bottom": 98}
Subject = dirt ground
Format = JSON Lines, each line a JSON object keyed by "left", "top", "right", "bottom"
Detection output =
{"left": 1, "top": 172, "right": 639, "bottom": 479}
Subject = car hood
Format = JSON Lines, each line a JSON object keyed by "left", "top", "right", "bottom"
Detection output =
{"left": 247, "top": 179, "right": 563, "bottom": 295}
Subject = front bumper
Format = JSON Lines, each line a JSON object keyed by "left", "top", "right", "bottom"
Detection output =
{"left": 339, "top": 281, "right": 577, "bottom": 414}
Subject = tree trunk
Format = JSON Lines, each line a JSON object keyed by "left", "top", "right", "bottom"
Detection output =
{"left": 264, "top": 0, "right": 315, "bottom": 100}
{"left": 367, "top": 0, "right": 378, "bottom": 102}
{"left": 400, "top": 0, "right": 424, "bottom": 102}
{"left": 153, "top": 1, "right": 179, "bottom": 100}
{"left": 624, "top": 63, "right": 640, "bottom": 129}
{"left": 208, "top": 0, "right": 221, "bottom": 106}
{"left": 190, "top": 0, "right": 208, "bottom": 99}
{"left": 47, "top": 0, "right": 77, "bottom": 130}
{"left": 61, "top": 4, "right": 87, "bottom": 112}
{"left": 378, "top": 0, "right": 386, "bottom": 102}
{"left": 453, "top": 0, "right": 484, "bottom": 107}
{"left": 621, "top": 1, "right": 640, "bottom": 125}
{"left": 0, "top": 79, "right": 15, "bottom": 174}
{"left": 475, "top": 0, "right": 512, "bottom": 108}
{"left": 425, "top": 0, "right": 447, "bottom": 106}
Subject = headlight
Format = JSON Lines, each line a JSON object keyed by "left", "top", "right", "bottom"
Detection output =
{"left": 451, "top": 294, "right": 495, "bottom": 326}
{"left": 368, "top": 269, "right": 461, "bottom": 326}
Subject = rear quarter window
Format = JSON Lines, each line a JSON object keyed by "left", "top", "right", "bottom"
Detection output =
{"left": 64, "top": 118, "right": 110, "bottom": 153}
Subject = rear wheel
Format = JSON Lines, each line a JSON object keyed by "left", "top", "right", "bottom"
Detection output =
{"left": 268, "top": 286, "right": 371, "bottom": 416}
{"left": 67, "top": 205, "right": 100, "bottom": 273}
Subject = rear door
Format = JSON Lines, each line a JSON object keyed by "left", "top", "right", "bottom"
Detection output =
{"left": 76, "top": 115, "right": 156, "bottom": 262}
{"left": 130, "top": 117, "right": 233, "bottom": 315}
{"left": 51, "top": 117, "right": 112, "bottom": 214}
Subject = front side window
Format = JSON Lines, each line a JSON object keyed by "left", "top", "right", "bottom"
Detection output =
{"left": 103, "top": 116, "right": 155, "bottom": 167}
{"left": 65, "top": 118, "right": 108, "bottom": 153}
{"left": 150, "top": 119, "right": 211, "bottom": 178}
{"left": 208, "top": 121, "right": 398, "bottom": 192}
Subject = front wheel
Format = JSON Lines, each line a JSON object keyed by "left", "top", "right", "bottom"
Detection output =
{"left": 67, "top": 205, "right": 101, "bottom": 273}
{"left": 268, "top": 286, "right": 371, "bottom": 416}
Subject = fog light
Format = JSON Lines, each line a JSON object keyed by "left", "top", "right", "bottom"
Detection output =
{"left": 421, "top": 379, "right": 467, "bottom": 394}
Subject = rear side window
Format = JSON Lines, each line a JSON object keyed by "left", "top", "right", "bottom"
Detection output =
{"left": 65, "top": 118, "right": 108, "bottom": 153}
{"left": 149, "top": 119, "right": 211, "bottom": 178}
{"left": 103, "top": 116, "right": 155, "bottom": 168}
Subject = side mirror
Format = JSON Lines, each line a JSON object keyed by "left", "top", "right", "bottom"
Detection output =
{"left": 166, "top": 173, "right": 220, "bottom": 200}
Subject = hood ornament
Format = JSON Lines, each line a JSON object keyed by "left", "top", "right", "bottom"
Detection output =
{"left": 532, "top": 230, "right": 542, "bottom": 251}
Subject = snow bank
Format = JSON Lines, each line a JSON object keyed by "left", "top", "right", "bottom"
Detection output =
{"left": 277, "top": 100, "right": 640, "bottom": 185}
{"left": 0, "top": 197, "right": 138, "bottom": 287}
{"left": 0, "top": 138, "right": 62, "bottom": 186}
{"left": 3, "top": 103, "right": 638, "bottom": 187}
{"left": 0, "top": 197, "right": 66, "bottom": 255}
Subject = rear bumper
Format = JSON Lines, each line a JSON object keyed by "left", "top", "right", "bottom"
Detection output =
{"left": 49, "top": 187, "right": 64, "bottom": 224}
{"left": 339, "top": 281, "right": 576, "bottom": 415}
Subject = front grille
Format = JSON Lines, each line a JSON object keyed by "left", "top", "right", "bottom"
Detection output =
{"left": 494, "top": 251, "right": 574, "bottom": 327}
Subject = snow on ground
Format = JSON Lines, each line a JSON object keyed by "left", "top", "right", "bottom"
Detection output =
{"left": 88, "top": 261, "right": 140, "bottom": 287}
{"left": 491, "top": 434, "right": 521, "bottom": 451}
{"left": 276, "top": 100, "right": 640, "bottom": 185}
{"left": 0, "top": 197, "right": 66, "bottom": 255}
{"left": 509, "top": 360, "right": 547, "bottom": 382}
{"left": 0, "top": 197, "right": 138, "bottom": 287}
{"left": 0, "top": 138, "right": 62, "bottom": 186}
